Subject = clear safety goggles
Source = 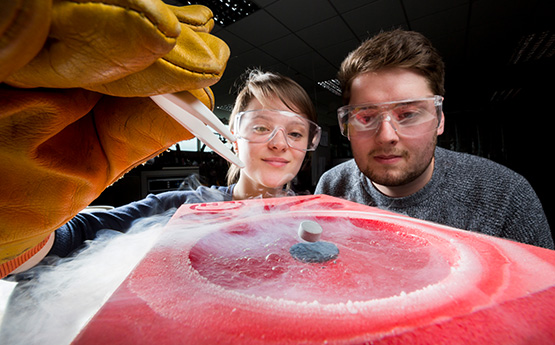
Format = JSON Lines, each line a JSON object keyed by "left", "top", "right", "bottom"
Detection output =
{"left": 234, "top": 109, "right": 322, "bottom": 151}
{"left": 337, "top": 96, "right": 443, "bottom": 138}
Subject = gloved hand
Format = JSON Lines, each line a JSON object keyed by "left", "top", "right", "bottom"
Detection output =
{"left": 0, "top": 0, "right": 230, "bottom": 277}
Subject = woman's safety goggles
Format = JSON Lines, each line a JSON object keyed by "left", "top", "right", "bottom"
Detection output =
{"left": 337, "top": 96, "right": 443, "bottom": 138}
{"left": 234, "top": 110, "right": 322, "bottom": 151}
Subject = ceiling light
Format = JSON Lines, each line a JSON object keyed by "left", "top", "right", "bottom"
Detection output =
{"left": 489, "top": 88, "right": 522, "bottom": 103}
{"left": 164, "top": 0, "right": 259, "bottom": 27}
{"left": 508, "top": 30, "right": 554, "bottom": 65}
{"left": 318, "top": 79, "right": 341, "bottom": 96}
{"left": 216, "top": 104, "right": 234, "bottom": 113}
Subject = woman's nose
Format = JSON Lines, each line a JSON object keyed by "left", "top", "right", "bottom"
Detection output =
{"left": 268, "top": 128, "right": 289, "bottom": 150}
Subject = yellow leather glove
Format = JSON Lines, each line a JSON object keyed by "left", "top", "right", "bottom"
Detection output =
{"left": 0, "top": 0, "right": 230, "bottom": 277}
{"left": 0, "top": 0, "right": 52, "bottom": 82}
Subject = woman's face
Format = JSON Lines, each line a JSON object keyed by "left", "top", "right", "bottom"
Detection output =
{"left": 234, "top": 97, "right": 308, "bottom": 193}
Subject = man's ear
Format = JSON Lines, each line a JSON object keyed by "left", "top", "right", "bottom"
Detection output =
{"left": 437, "top": 112, "right": 445, "bottom": 136}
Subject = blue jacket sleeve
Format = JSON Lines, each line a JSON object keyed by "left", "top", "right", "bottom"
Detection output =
{"left": 49, "top": 185, "right": 233, "bottom": 258}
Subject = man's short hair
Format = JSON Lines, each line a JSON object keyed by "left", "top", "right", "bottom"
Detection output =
{"left": 338, "top": 29, "right": 445, "bottom": 104}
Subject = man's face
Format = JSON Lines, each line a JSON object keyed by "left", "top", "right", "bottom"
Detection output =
{"left": 347, "top": 68, "right": 444, "bottom": 189}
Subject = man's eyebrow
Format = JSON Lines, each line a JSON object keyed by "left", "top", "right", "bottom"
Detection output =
{"left": 395, "top": 100, "right": 428, "bottom": 107}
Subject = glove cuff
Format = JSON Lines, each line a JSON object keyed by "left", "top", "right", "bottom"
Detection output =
{"left": 0, "top": 233, "right": 51, "bottom": 278}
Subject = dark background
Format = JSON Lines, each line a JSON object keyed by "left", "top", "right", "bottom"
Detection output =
{"left": 95, "top": 0, "right": 553, "bottom": 234}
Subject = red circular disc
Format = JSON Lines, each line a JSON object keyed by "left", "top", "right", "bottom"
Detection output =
{"left": 125, "top": 210, "right": 499, "bottom": 344}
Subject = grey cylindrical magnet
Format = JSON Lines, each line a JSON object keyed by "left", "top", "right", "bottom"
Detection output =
{"left": 298, "top": 220, "right": 323, "bottom": 242}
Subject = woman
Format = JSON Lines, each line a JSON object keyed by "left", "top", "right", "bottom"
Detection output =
{"left": 12, "top": 69, "right": 321, "bottom": 267}
{"left": 227, "top": 68, "right": 320, "bottom": 199}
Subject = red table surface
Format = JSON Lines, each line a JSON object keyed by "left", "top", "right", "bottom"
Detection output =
{"left": 73, "top": 195, "right": 555, "bottom": 344}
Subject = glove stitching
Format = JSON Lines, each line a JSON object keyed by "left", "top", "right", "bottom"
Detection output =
{"left": 160, "top": 56, "right": 223, "bottom": 78}
{"left": 172, "top": 4, "right": 214, "bottom": 29}
{"left": 177, "top": 17, "right": 212, "bottom": 30}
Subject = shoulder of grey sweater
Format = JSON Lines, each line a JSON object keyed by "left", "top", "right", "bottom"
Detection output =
{"left": 316, "top": 159, "right": 360, "bottom": 193}
{"left": 436, "top": 147, "right": 526, "bottom": 186}
{"left": 320, "top": 159, "right": 358, "bottom": 179}
{"left": 435, "top": 147, "right": 537, "bottom": 210}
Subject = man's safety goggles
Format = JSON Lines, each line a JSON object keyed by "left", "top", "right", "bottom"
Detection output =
{"left": 337, "top": 96, "right": 443, "bottom": 138}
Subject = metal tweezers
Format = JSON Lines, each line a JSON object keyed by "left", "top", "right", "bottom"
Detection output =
{"left": 151, "top": 92, "right": 245, "bottom": 168}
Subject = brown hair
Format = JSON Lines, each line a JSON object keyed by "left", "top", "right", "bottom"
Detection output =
{"left": 226, "top": 69, "right": 317, "bottom": 185}
{"left": 338, "top": 29, "right": 445, "bottom": 104}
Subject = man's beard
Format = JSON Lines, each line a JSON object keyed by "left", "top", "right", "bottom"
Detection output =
{"left": 365, "top": 154, "right": 434, "bottom": 187}
{"left": 360, "top": 135, "right": 437, "bottom": 187}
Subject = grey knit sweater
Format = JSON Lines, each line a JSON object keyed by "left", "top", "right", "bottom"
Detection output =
{"left": 315, "top": 147, "right": 553, "bottom": 249}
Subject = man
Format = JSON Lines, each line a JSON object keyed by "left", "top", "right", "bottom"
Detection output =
{"left": 315, "top": 29, "right": 553, "bottom": 249}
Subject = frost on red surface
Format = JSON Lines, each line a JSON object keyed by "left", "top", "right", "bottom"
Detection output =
{"left": 72, "top": 195, "right": 555, "bottom": 344}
